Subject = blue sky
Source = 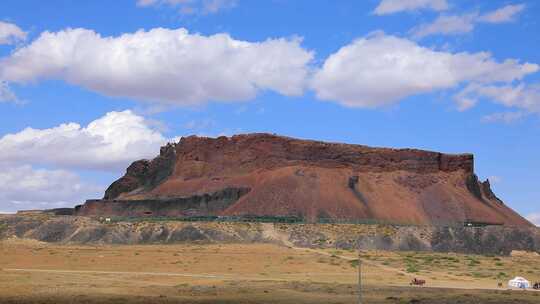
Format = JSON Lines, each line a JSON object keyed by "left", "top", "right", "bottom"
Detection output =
{"left": 0, "top": 0, "right": 538, "bottom": 224}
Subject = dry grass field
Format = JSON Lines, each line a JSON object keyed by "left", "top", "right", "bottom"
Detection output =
{"left": 0, "top": 238, "right": 539, "bottom": 303}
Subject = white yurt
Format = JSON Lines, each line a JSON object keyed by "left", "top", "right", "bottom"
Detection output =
{"left": 508, "top": 277, "right": 530, "bottom": 289}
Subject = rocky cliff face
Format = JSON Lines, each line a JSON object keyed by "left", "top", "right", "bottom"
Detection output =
{"left": 78, "top": 187, "right": 250, "bottom": 217}
{"left": 103, "top": 143, "right": 177, "bottom": 199}
{"left": 77, "top": 133, "right": 531, "bottom": 227}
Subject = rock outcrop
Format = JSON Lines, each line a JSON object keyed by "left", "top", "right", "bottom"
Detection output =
{"left": 103, "top": 143, "right": 177, "bottom": 199}
{"left": 77, "top": 187, "right": 250, "bottom": 217}
{"left": 75, "top": 133, "right": 532, "bottom": 227}
{"left": 1, "top": 215, "right": 538, "bottom": 255}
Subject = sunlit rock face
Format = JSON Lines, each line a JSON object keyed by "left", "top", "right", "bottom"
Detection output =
{"left": 76, "top": 133, "right": 532, "bottom": 227}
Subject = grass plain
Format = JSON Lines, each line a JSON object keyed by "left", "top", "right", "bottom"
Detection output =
{"left": 0, "top": 238, "right": 539, "bottom": 304}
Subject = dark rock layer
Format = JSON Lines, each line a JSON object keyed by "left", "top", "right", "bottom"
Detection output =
{"left": 104, "top": 143, "right": 177, "bottom": 199}
{"left": 77, "top": 187, "right": 250, "bottom": 217}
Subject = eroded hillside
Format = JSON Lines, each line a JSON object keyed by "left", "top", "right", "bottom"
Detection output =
{"left": 1, "top": 214, "right": 538, "bottom": 255}
{"left": 73, "top": 134, "right": 531, "bottom": 227}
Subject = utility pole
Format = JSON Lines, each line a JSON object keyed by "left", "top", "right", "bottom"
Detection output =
{"left": 358, "top": 252, "right": 362, "bottom": 304}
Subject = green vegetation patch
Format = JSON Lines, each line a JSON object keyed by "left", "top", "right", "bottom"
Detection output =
{"left": 467, "top": 257, "right": 481, "bottom": 267}
{"left": 406, "top": 264, "right": 419, "bottom": 273}
{"left": 0, "top": 222, "right": 8, "bottom": 235}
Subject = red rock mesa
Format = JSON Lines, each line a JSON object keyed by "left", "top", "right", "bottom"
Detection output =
{"left": 75, "top": 133, "right": 532, "bottom": 227}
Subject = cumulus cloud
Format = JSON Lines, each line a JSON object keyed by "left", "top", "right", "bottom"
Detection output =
{"left": 374, "top": 0, "right": 448, "bottom": 15}
{"left": 0, "top": 27, "right": 313, "bottom": 106}
{"left": 478, "top": 4, "right": 525, "bottom": 23}
{"left": 311, "top": 33, "right": 538, "bottom": 108}
{"left": 0, "top": 110, "right": 174, "bottom": 211}
{"left": 0, "top": 110, "right": 168, "bottom": 171}
{"left": 455, "top": 83, "right": 540, "bottom": 113}
{"left": 137, "top": 0, "right": 237, "bottom": 15}
{"left": 0, "top": 165, "right": 103, "bottom": 213}
{"left": 0, "top": 21, "right": 26, "bottom": 45}
{"left": 411, "top": 4, "right": 526, "bottom": 39}
{"left": 527, "top": 213, "right": 540, "bottom": 226}
{"left": 411, "top": 14, "right": 477, "bottom": 39}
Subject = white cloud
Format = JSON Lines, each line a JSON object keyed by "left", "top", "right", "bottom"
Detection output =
{"left": 411, "top": 4, "right": 526, "bottom": 39}
{"left": 0, "top": 21, "right": 26, "bottom": 45}
{"left": 0, "top": 165, "right": 103, "bottom": 213}
{"left": 0, "top": 81, "right": 20, "bottom": 104}
{"left": 0, "top": 27, "right": 313, "bottom": 106}
{"left": 527, "top": 213, "right": 540, "bottom": 226}
{"left": 478, "top": 4, "right": 525, "bottom": 23}
{"left": 411, "top": 14, "right": 477, "bottom": 39}
{"left": 311, "top": 33, "right": 538, "bottom": 108}
{"left": 183, "top": 118, "right": 216, "bottom": 130}
{"left": 374, "top": 0, "right": 448, "bottom": 15}
{"left": 455, "top": 83, "right": 540, "bottom": 114}
{"left": 137, "top": 0, "right": 236, "bottom": 15}
{"left": 0, "top": 110, "right": 168, "bottom": 171}
{"left": 0, "top": 110, "right": 175, "bottom": 211}
{"left": 137, "top": 0, "right": 161, "bottom": 6}
{"left": 202, "top": 0, "right": 237, "bottom": 14}
{"left": 481, "top": 111, "right": 528, "bottom": 124}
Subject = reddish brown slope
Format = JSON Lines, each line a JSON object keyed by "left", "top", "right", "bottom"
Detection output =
{"left": 91, "top": 134, "right": 531, "bottom": 226}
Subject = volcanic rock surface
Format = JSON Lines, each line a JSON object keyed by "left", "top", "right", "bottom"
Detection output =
{"left": 76, "top": 133, "right": 531, "bottom": 227}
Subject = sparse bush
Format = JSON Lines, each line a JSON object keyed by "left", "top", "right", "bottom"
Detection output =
{"left": 0, "top": 223, "right": 7, "bottom": 235}
{"left": 472, "top": 272, "right": 490, "bottom": 278}
{"left": 420, "top": 256, "right": 435, "bottom": 263}
{"left": 440, "top": 256, "right": 460, "bottom": 263}
{"left": 468, "top": 259, "right": 481, "bottom": 266}
{"left": 406, "top": 265, "right": 419, "bottom": 273}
